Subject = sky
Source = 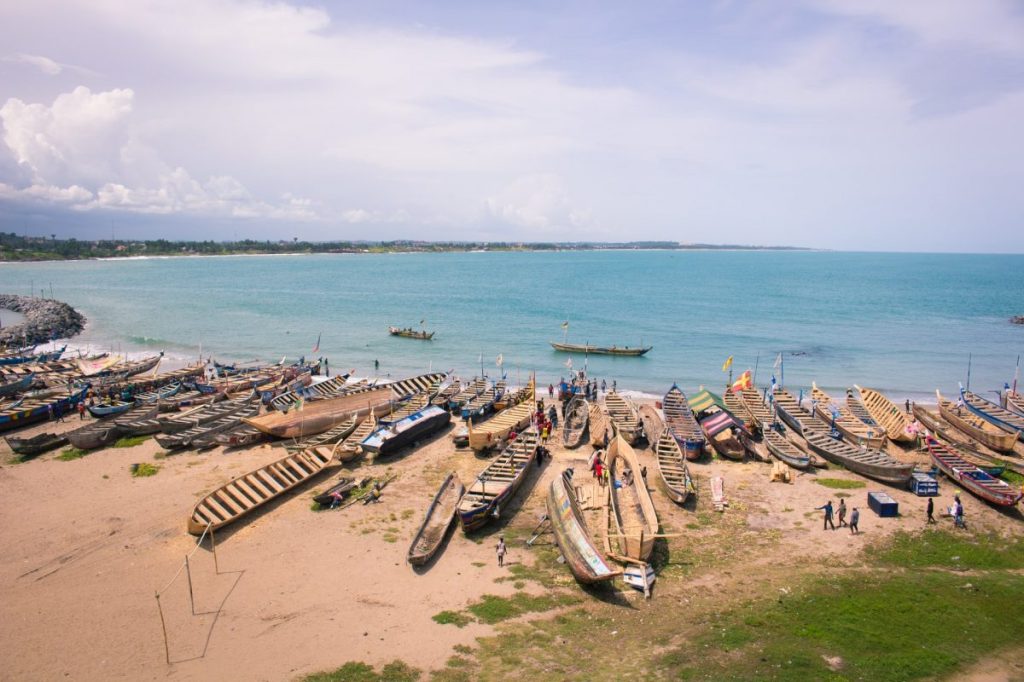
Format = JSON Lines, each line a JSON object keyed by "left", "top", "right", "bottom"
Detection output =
{"left": 0, "top": 0, "right": 1022, "bottom": 252}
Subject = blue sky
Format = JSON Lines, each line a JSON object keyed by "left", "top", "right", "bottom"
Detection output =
{"left": 0, "top": 0, "right": 1022, "bottom": 251}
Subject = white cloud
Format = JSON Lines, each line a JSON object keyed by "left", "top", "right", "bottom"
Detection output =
{"left": 3, "top": 53, "right": 62, "bottom": 75}
{"left": 484, "top": 174, "right": 591, "bottom": 233}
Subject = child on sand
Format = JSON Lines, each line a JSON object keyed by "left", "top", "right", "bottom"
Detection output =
{"left": 496, "top": 537, "right": 507, "bottom": 567}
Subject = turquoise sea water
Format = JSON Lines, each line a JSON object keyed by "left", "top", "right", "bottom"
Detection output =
{"left": 0, "top": 251, "right": 1021, "bottom": 401}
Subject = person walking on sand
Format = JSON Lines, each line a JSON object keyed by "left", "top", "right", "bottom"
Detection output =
{"left": 548, "top": 383, "right": 554, "bottom": 398}
{"left": 850, "top": 508, "right": 860, "bottom": 534}
{"left": 816, "top": 500, "right": 836, "bottom": 530}
{"left": 837, "top": 499, "right": 847, "bottom": 528}
{"left": 77, "top": 402, "right": 86, "bottom": 420}
{"left": 927, "top": 497, "right": 936, "bottom": 524}
{"left": 496, "top": 537, "right": 507, "bottom": 567}
{"left": 954, "top": 499, "right": 965, "bottom": 529}
{"left": 905, "top": 399, "right": 911, "bottom": 414}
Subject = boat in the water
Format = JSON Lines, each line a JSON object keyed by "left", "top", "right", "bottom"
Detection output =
{"left": 546, "top": 469, "right": 621, "bottom": 584}
{"left": 187, "top": 447, "right": 337, "bottom": 534}
{"left": 802, "top": 425, "right": 915, "bottom": 486}
{"left": 853, "top": 385, "right": 916, "bottom": 443}
{"left": 960, "top": 389, "right": 1024, "bottom": 441}
{"left": 652, "top": 428, "right": 695, "bottom": 504}
{"left": 810, "top": 383, "right": 886, "bottom": 448}
{"left": 4, "top": 431, "right": 68, "bottom": 458}
{"left": 549, "top": 341, "right": 651, "bottom": 357}
{"left": 606, "top": 434, "right": 659, "bottom": 561}
{"left": 388, "top": 326, "right": 434, "bottom": 340}
{"left": 457, "top": 428, "right": 539, "bottom": 531}
{"left": 763, "top": 429, "right": 811, "bottom": 470}
{"left": 407, "top": 472, "right": 464, "bottom": 565}
{"left": 604, "top": 391, "right": 641, "bottom": 444}
{"left": 561, "top": 396, "right": 589, "bottom": 449}
{"left": 361, "top": 405, "right": 451, "bottom": 457}
{"left": 937, "top": 391, "right": 1018, "bottom": 453}
{"left": 924, "top": 436, "right": 1022, "bottom": 507}
{"left": 243, "top": 386, "right": 396, "bottom": 439}
{"left": 662, "top": 384, "right": 705, "bottom": 460}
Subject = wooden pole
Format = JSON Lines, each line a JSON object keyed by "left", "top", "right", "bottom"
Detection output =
{"left": 209, "top": 524, "right": 219, "bottom": 575}
{"left": 156, "top": 592, "right": 171, "bottom": 665}
{"left": 185, "top": 554, "right": 196, "bottom": 616}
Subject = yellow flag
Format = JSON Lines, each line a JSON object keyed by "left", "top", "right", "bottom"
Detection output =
{"left": 721, "top": 356, "right": 734, "bottom": 372}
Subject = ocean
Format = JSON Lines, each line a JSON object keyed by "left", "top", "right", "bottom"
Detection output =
{"left": 0, "top": 251, "right": 1021, "bottom": 402}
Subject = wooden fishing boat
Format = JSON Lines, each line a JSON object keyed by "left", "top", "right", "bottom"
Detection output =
{"left": 4, "top": 432, "right": 68, "bottom": 458}
{"left": 638, "top": 404, "right": 664, "bottom": 448}
{"left": 431, "top": 378, "right": 462, "bottom": 407}
{"left": 739, "top": 387, "right": 775, "bottom": 429}
{"left": 361, "top": 405, "right": 451, "bottom": 457}
{"left": 803, "top": 425, "right": 915, "bottom": 486}
{"left": 913, "top": 404, "right": 1009, "bottom": 475}
{"left": 607, "top": 434, "right": 659, "bottom": 561}
{"left": 447, "top": 378, "right": 487, "bottom": 412}
{"left": 160, "top": 396, "right": 255, "bottom": 434}
{"left": 134, "top": 382, "right": 182, "bottom": 404}
{"left": 213, "top": 423, "right": 271, "bottom": 448}
{"left": 845, "top": 391, "right": 883, "bottom": 431}
{"left": 546, "top": 469, "right": 621, "bottom": 584}
{"left": 284, "top": 416, "right": 358, "bottom": 452}
{"left": 549, "top": 341, "right": 652, "bottom": 356}
{"left": 0, "top": 385, "right": 89, "bottom": 433}
{"left": 853, "top": 385, "right": 915, "bottom": 443}
{"left": 937, "top": 391, "right": 1017, "bottom": 453}
{"left": 810, "top": 383, "right": 886, "bottom": 448}
{"left": 468, "top": 400, "right": 534, "bottom": 452}
{"left": 312, "top": 476, "right": 370, "bottom": 508}
{"left": 763, "top": 429, "right": 811, "bottom": 470}
{"left": 407, "top": 472, "right": 465, "bottom": 565}
{"left": 461, "top": 381, "right": 504, "bottom": 420}
{"left": 924, "top": 436, "right": 1022, "bottom": 507}
{"left": 588, "top": 403, "right": 609, "bottom": 447}
{"left": 604, "top": 391, "right": 641, "bottom": 444}
{"left": 65, "top": 416, "right": 126, "bottom": 450}
{"left": 87, "top": 400, "right": 135, "bottom": 418}
{"left": 0, "top": 358, "right": 79, "bottom": 379}
{"left": 653, "top": 428, "right": 695, "bottom": 504}
{"left": 770, "top": 389, "right": 816, "bottom": 436}
{"left": 960, "top": 389, "right": 1024, "bottom": 440}
{"left": 243, "top": 386, "right": 395, "bottom": 439}
{"left": 457, "top": 428, "right": 539, "bottom": 531}
{"left": 157, "top": 403, "right": 260, "bottom": 451}
{"left": 690, "top": 389, "right": 750, "bottom": 461}
{"left": 270, "top": 374, "right": 360, "bottom": 411}
{"left": 112, "top": 403, "right": 170, "bottom": 436}
{"left": 0, "top": 373, "right": 34, "bottom": 398}
{"left": 0, "top": 345, "right": 66, "bottom": 366}
{"left": 389, "top": 326, "right": 434, "bottom": 340}
{"left": 157, "top": 388, "right": 221, "bottom": 412}
{"left": 662, "top": 385, "right": 705, "bottom": 460}
{"left": 187, "top": 446, "right": 337, "bottom": 534}
{"left": 561, "top": 396, "right": 589, "bottom": 449}
{"left": 723, "top": 389, "right": 756, "bottom": 430}
{"left": 1007, "top": 391, "right": 1024, "bottom": 417}
{"left": 337, "top": 415, "right": 377, "bottom": 462}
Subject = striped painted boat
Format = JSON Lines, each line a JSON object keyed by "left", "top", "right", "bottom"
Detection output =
{"left": 810, "top": 383, "right": 886, "bottom": 448}
{"left": 546, "top": 469, "right": 621, "bottom": 584}
{"left": 960, "top": 389, "right": 1024, "bottom": 441}
{"left": 853, "top": 385, "right": 915, "bottom": 443}
{"left": 457, "top": 428, "right": 539, "bottom": 532}
{"left": 662, "top": 384, "right": 705, "bottom": 460}
{"left": 937, "top": 391, "right": 1017, "bottom": 453}
{"left": 604, "top": 391, "right": 641, "bottom": 444}
{"left": 924, "top": 436, "right": 1022, "bottom": 507}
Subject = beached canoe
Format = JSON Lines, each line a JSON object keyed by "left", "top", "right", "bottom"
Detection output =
{"left": 361, "top": 405, "right": 451, "bottom": 457}
{"left": 160, "top": 395, "right": 256, "bottom": 434}
{"left": 739, "top": 387, "right": 775, "bottom": 429}
{"left": 763, "top": 429, "right": 811, "bottom": 470}
{"left": 408, "top": 472, "right": 464, "bottom": 565}
{"left": 457, "top": 428, "right": 540, "bottom": 532}
{"left": 607, "top": 434, "right": 659, "bottom": 561}
{"left": 0, "top": 346, "right": 65, "bottom": 366}
{"left": 0, "top": 385, "right": 88, "bottom": 433}
{"left": 461, "top": 381, "right": 504, "bottom": 420}
{"left": 0, "top": 373, "right": 34, "bottom": 398}
{"left": 187, "top": 446, "right": 337, "bottom": 535}
{"left": 653, "top": 428, "right": 695, "bottom": 504}
{"left": 638, "top": 404, "right": 664, "bottom": 449}
{"left": 604, "top": 391, "right": 641, "bottom": 444}
{"left": 431, "top": 378, "right": 462, "bottom": 407}
{"left": 770, "top": 390, "right": 815, "bottom": 436}
{"left": 268, "top": 372, "right": 355, "bottom": 411}
{"left": 561, "top": 396, "right": 589, "bottom": 449}
{"left": 4, "top": 431, "right": 68, "bottom": 458}
{"left": 447, "top": 377, "right": 488, "bottom": 412}
{"left": 66, "top": 407, "right": 135, "bottom": 450}
{"left": 662, "top": 384, "right": 705, "bottom": 460}
{"left": 212, "top": 423, "right": 271, "bottom": 448}
{"left": 284, "top": 416, "right": 358, "bottom": 452}
{"left": 588, "top": 403, "right": 609, "bottom": 448}
{"left": 468, "top": 400, "right": 534, "bottom": 452}
{"left": 549, "top": 341, "right": 652, "bottom": 356}
{"left": 937, "top": 391, "right": 1017, "bottom": 453}
{"left": 546, "top": 469, "right": 621, "bottom": 584}
{"left": 1007, "top": 391, "right": 1024, "bottom": 417}
{"left": 389, "top": 326, "right": 434, "bottom": 340}
{"left": 925, "top": 436, "right": 1022, "bottom": 507}
{"left": 690, "top": 389, "right": 749, "bottom": 461}
{"left": 243, "top": 386, "right": 395, "bottom": 439}
{"left": 722, "top": 389, "right": 755, "bottom": 429}
{"left": 162, "top": 404, "right": 261, "bottom": 451}
{"left": 960, "top": 389, "right": 1024, "bottom": 441}
{"left": 337, "top": 415, "right": 377, "bottom": 462}
{"left": 87, "top": 400, "right": 136, "bottom": 418}
{"left": 853, "top": 385, "right": 915, "bottom": 443}
{"left": 803, "top": 425, "right": 915, "bottom": 486}
{"left": 810, "top": 383, "right": 886, "bottom": 448}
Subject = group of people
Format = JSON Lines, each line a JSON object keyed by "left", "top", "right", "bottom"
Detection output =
{"left": 587, "top": 447, "right": 646, "bottom": 488}
{"left": 552, "top": 371, "right": 613, "bottom": 403}
{"left": 815, "top": 499, "right": 860, "bottom": 534}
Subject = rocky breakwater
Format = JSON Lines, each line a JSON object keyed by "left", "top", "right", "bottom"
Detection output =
{"left": 0, "top": 294, "right": 86, "bottom": 346}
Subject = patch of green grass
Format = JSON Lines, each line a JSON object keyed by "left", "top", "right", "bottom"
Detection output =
{"left": 382, "top": 533, "right": 398, "bottom": 543}
{"left": 401, "top": 509, "right": 415, "bottom": 520}
{"left": 432, "top": 610, "right": 471, "bottom": 628}
{"left": 153, "top": 451, "right": 167, "bottom": 460}
{"left": 57, "top": 448, "right": 90, "bottom": 461}
{"left": 452, "top": 644, "right": 473, "bottom": 655}
{"left": 113, "top": 435, "right": 149, "bottom": 448}
{"left": 815, "top": 478, "right": 866, "bottom": 489}
{"left": 1000, "top": 470, "right": 1024, "bottom": 486}
{"left": 471, "top": 561, "right": 486, "bottom": 568}
{"left": 467, "top": 592, "right": 578, "bottom": 625}
{"left": 868, "top": 530, "right": 1024, "bottom": 570}
{"left": 303, "top": 660, "right": 420, "bottom": 682}
{"left": 131, "top": 462, "right": 160, "bottom": 477}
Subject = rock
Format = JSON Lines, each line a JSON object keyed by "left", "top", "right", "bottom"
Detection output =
{"left": 0, "top": 294, "right": 85, "bottom": 346}
{"left": 1012, "top": 316, "right": 1024, "bottom": 325}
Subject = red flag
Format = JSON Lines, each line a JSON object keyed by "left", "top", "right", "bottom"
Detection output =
{"left": 730, "top": 370, "right": 752, "bottom": 393}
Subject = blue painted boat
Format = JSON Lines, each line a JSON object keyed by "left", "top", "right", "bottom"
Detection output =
{"left": 0, "top": 385, "right": 89, "bottom": 432}
{"left": 361, "top": 405, "right": 451, "bottom": 457}
{"left": 87, "top": 400, "right": 136, "bottom": 418}
{"left": 0, "top": 373, "right": 34, "bottom": 398}
{"left": 961, "top": 388, "right": 1024, "bottom": 442}
{"left": 0, "top": 345, "right": 66, "bottom": 366}
{"left": 662, "top": 384, "right": 705, "bottom": 460}
{"left": 460, "top": 381, "right": 504, "bottom": 420}
{"left": 457, "top": 428, "right": 539, "bottom": 531}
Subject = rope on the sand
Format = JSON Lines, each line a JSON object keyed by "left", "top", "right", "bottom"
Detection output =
{"left": 156, "top": 523, "right": 211, "bottom": 595}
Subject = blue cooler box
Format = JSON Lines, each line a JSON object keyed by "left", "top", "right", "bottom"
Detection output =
{"left": 868, "top": 491, "right": 899, "bottom": 517}
{"left": 909, "top": 472, "right": 938, "bottom": 496}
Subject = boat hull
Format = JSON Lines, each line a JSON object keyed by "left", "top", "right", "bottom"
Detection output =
{"left": 546, "top": 471, "right": 621, "bottom": 584}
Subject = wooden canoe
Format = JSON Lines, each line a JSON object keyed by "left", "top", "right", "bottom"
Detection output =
{"left": 561, "top": 396, "right": 589, "bottom": 449}
{"left": 723, "top": 389, "right": 755, "bottom": 429}
{"left": 853, "top": 385, "right": 915, "bottom": 443}
{"left": 803, "top": 425, "right": 915, "bottom": 486}
{"left": 0, "top": 385, "right": 89, "bottom": 433}
{"left": 588, "top": 403, "right": 609, "bottom": 447}
{"left": 1007, "top": 392, "right": 1024, "bottom": 417}
{"left": 448, "top": 378, "right": 487, "bottom": 411}
{"left": 810, "top": 383, "right": 886, "bottom": 448}
{"left": 269, "top": 373, "right": 357, "bottom": 411}
{"left": 763, "top": 429, "right": 811, "bottom": 470}
{"left": 337, "top": 415, "right": 377, "bottom": 462}
{"left": 653, "top": 428, "right": 695, "bottom": 504}
{"left": 638, "top": 404, "right": 664, "bottom": 449}
{"left": 937, "top": 391, "right": 1018, "bottom": 453}
{"left": 546, "top": 469, "right": 621, "bottom": 584}
{"left": 604, "top": 391, "right": 641, "bottom": 444}
{"left": 407, "top": 472, "right": 464, "bottom": 565}
{"left": 607, "top": 434, "right": 659, "bottom": 561}
{"left": 285, "top": 416, "right": 359, "bottom": 452}
{"left": 4, "top": 431, "right": 68, "bottom": 458}
{"left": 460, "top": 382, "right": 503, "bottom": 420}
{"left": 457, "top": 428, "right": 539, "bottom": 531}
{"left": 187, "top": 447, "right": 336, "bottom": 534}
{"left": 739, "top": 387, "right": 775, "bottom": 429}
{"left": 912, "top": 404, "right": 1010, "bottom": 475}
{"left": 160, "top": 404, "right": 261, "bottom": 451}
{"left": 770, "top": 389, "right": 815, "bottom": 436}
{"left": 389, "top": 326, "right": 434, "bottom": 340}
{"left": 960, "top": 389, "right": 1024, "bottom": 440}
{"left": 663, "top": 385, "right": 705, "bottom": 460}
{"left": 467, "top": 401, "right": 533, "bottom": 452}
{"left": 243, "top": 386, "right": 395, "bottom": 439}
{"left": 924, "top": 436, "right": 1022, "bottom": 507}
{"left": 549, "top": 341, "right": 651, "bottom": 356}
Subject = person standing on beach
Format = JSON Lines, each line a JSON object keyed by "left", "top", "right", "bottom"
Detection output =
{"left": 816, "top": 501, "right": 836, "bottom": 530}
{"left": 496, "top": 537, "right": 507, "bottom": 567}
{"left": 850, "top": 508, "right": 860, "bottom": 534}
{"left": 612, "top": 380, "right": 617, "bottom": 392}
{"left": 905, "top": 399, "right": 911, "bottom": 414}
{"left": 837, "top": 499, "right": 847, "bottom": 528}
{"left": 548, "top": 383, "right": 554, "bottom": 398}
{"left": 927, "top": 497, "right": 936, "bottom": 524}
{"left": 601, "top": 379, "right": 607, "bottom": 393}
{"left": 77, "top": 402, "right": 86, "bottom": 420}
